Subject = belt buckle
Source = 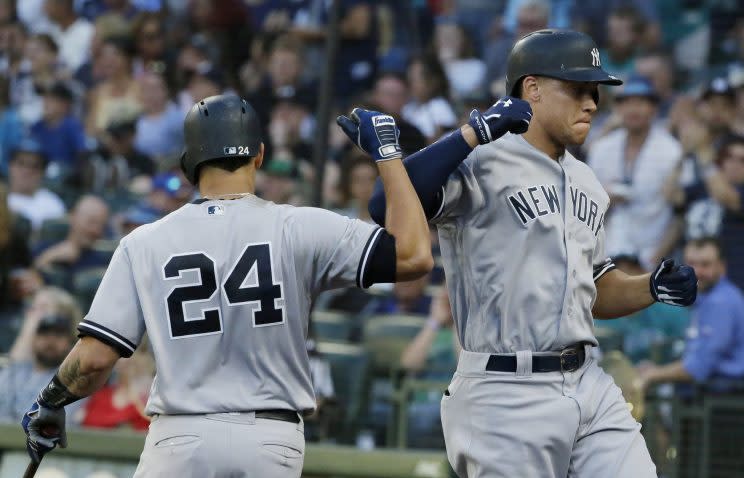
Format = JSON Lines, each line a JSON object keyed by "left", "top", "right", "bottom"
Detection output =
{"left": 560, "top": 347, "right": 580, "bottom": 372}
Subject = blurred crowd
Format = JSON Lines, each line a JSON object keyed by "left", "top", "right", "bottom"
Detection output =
{"left": 0, "top": 0, "right": 744, "bottom": 454}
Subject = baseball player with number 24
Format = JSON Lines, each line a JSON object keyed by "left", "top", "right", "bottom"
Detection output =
{"left": 348, "top": 30, "right": 698, "bottom": 477}
{"left": 20, "top": 95, "right": 433, "bottom": 476}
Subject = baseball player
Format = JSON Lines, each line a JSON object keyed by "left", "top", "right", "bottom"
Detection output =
{"left": 350, "top": 30, "right": 698, "bottom": 477}
{"left": 20, "top": 95, "right": 433, "bottom": 477}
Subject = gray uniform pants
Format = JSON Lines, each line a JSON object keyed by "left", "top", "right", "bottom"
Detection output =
{"left": 133, "top": 412, "right": 305, "bottom": 478}
{"left": 441, "top": 348, "right": 656, "bottom": 478}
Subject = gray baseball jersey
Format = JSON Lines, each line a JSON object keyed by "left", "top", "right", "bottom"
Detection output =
{"left": 78, "top": 195, "right": 381, "bottom": 416}
{"left": 432, "top": 133, "right": 614, "bottom": 353}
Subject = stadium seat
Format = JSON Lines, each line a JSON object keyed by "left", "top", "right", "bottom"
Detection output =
{"left": 311, "top": 310, "right": 354, "bottom": 343}
{"left": 38, "top": 218, "right": 70, "bottom": 244}
{"left": 362, "top": 314, "right": 427, "bottom": 374}
{"left": 316, "top": 341, "right": 369, "bottom": 443}
{"left": 361, "top": 314, "right": 427, "bottom": 446}
{"left": 73, "top": 268, "right": 108, "bottom": 311}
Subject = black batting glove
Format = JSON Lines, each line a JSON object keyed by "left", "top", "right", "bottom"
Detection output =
{"left": 650, "top": 258, "right": 698, "bottom": 307}
{"left": 21, "top": 398, "right": 67, "bottom": 463}
{"left": 467, "top": 96, "right": 532, "bottom": 145}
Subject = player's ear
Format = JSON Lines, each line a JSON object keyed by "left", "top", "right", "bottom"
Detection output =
{"left": 254, "top": 143, "right": 264, "bottom": 169}
{"left": 521, "top": 76, "right": 540, "bottom": 103}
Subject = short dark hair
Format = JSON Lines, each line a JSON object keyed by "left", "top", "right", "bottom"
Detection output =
{"left": 195, "top": 156, "right": 254, "bottom": 183}
{"left": 686, "top": 236, "right": 725, "bottom": 261}
{"left": 715, "top": 134, "right": 744, "bottom": 166}
{"left": 609, "top": 5, "right": 646, "bottom": 35}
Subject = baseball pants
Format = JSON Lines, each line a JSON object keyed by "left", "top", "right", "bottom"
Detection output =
{"left": 441, "top": 347, "right": 656, "bottom": 478}
{"left": 133, "top": 412, "right": 305, "bottom": 478}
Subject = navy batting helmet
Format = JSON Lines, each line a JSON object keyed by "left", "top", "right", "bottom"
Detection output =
{"left": 505, "top": 29, "right": 623, "bottom": 98}
{"left": 180, "top": 95, "right": 262, "bottom": 185}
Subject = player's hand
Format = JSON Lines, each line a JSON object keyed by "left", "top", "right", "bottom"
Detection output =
{"left": 21, "top": 399, "right": 67, "bottom": 463}
{"left": 650, "top": 258, "right": 698, "bottom": 307}
{"left": 468, "top": 96, "right": 532, "bottom": 145}
{"left": 336, "top": 108, "right": 402, "bottom": 162}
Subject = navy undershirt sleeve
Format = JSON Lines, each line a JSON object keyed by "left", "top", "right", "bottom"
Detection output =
{"left": 368, "top": 130, "right": 474, "bottom": 226}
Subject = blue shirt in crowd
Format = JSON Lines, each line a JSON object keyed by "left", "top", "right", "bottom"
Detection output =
{"left": 30, "top": 115, "right": 87, "bottom": 169}
{"left": 682, "top": 277, "right": 744, "bottom": 384}
{"left": 0, "top": 108, "right": 24, "bottom": 177}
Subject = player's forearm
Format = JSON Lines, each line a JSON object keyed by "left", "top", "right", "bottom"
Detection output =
{"left": 376, "top": 159, "right": 433, "bottom": 279}
{"left": 592, "top": 270, "right": 654, "bottom": 319}
{"left": 369, "top": 129, "right": 474, "bottom": 225}
{"left": 57, "top": 337, "right": 120, "bottom": 397}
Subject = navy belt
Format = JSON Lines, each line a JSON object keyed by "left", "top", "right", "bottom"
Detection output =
{"left": 255, "top": 409, "right": 300, "bottom": 423}
{"left": 486, "top": 344, "right": 586, "bottom": 373}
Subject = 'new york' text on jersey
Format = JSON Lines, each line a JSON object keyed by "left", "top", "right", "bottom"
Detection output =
{"left": 432, "top": 133, "right": 613, "bottom": 353}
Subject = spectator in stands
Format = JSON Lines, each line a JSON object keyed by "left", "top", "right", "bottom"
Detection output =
{"left": 0, "top": 20, "right": 28, "bottom": 87}
{"left": 15, "top": 33, "right": 62, "bottom": 126}
{"left": 588, "top": 76, "right": 682, "bottom": 269}
{"left": 699, "top": 77, "right": 737, "bottom": 147}
{"left": 334, "top": 0, "right": 377, "bottom": 103}
{"left": 484, "top": 0, "right": 549, "bottom": 96}
{"left": 337, "top": 151, "right": 377, "bottom": 223}
{"left": 85, "top": 116, "right": 154, "bottom": 193}
{"left": 599, "top": 6, "right": 645, "bottom": 80}
{"left": 177, "top": 63, "right": 225, "bottom": 114}
{"left": 246, "top": 34, "right": 315, "bottom": 126}
{"left": 44, "top": 0, "right": 94, "bottom": 72}
{"left": 399, "top": 285, "right": 459, "bottom": 448}
{"left": 34, "top": 194, "right": 110, "bottom": 277}
{"left": 7, "top": 138, "right": 66, "bottom": 231}
{"left": 433, "top": 20, "right": 486, "bottom": 101}
{"left": 82, "top": 343, "right": 154, "bottom": 431}
{"left": 634, "top": 51, "right": 677, "bottom": 120}
{"left": 0, "top": 314, "right": 81, "bottom": 423}
{"left": 374, "top": 272, "right": 432, "bottom": 316}
{"left": 75, "top": 13, "right": 131, "bottom": 89}
{"left": 0, "top": 182, "right": 33, "bottom": 310}
{"left": 8, "top": 286, "right": 81, "bottom": 361}
{"left": 368, "top": 72, "right": 426, "bottom": 155}
{"left": 16, "top": 0, "right": 53, "bottom": 34}
{"left": 30, "top": 81, "right": 86, "bottom": 174}
{"left": 0, "top": 75, "right": 22, "bottom": 176}
{"left": 86, "top": 36, "right": 142, "bottom": 136}
{"left": 256, "top": 157, "right": 301, "bottom": 206}
{"left": 134, "top": 71, "right": 183, "bottom": 160}
{"left": 131, "top": 11, "right": 168, "bottom": 78}
{"left": 594, "top": 255, "right": 689, "bottom": 364}
{"left": 638, "top": 238, "right": 744, "bottom": 392}
{"left": 402, "top": 56, "right": 457, "bottom": 142}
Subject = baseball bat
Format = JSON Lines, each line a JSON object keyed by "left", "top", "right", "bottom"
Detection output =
{"left": 22, "top": 459, "right": 40, "bottom": 478}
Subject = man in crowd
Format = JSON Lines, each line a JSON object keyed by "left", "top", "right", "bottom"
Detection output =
{"left": 0, "top": 315, "right": 79, "bottom": 422}
{"left": 7, "top": 138, "right": 66, "bottom": 231}
{"left": 639, "top": 238, "right": 744, "bottom": 392}
{"left": 588, "top": 75, "right": 682, "bottom": 269}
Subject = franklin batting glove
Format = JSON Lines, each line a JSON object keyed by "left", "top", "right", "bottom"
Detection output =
{"left": 650, "top": 258, "right": 698, "bottom": 307}
{"left": 468, "top": 96, "right": 532, "bottom": 145}
{"left": 336, "top": 108, "right": 402, "bottom": 162}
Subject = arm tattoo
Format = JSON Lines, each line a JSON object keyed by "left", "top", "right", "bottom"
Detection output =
{"left": 59, "top": 357, "right": 94, "bottom": 393}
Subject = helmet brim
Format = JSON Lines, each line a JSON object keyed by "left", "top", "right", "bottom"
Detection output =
{"left": 540, "top": 67, "right": 623, "bottom": 86}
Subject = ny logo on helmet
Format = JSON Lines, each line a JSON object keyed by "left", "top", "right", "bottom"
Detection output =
{"left": 590, "top": 48, "right": 600, "bottom": 67}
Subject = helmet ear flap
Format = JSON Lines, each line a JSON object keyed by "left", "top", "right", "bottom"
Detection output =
{"left": 180, "top": 151, "right": 193, "bottom": 185}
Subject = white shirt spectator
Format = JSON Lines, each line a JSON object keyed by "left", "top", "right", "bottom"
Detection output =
{"left": 444, "top": 58, "right": 487, "bottom": 100}
{"left": 588, "top": 125, "right": 682, "bottom": 269}
{"left": 48, "top": 18, "right": 94, "bottom": 72}
{"left": 16, "top": 0, "right": 53, "bottom": 34}
{"left": 9, "top": 188, "right": 66, "bottom": 231}
{"left": 402, "top": 97, "right": 457, "bottom": 139}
